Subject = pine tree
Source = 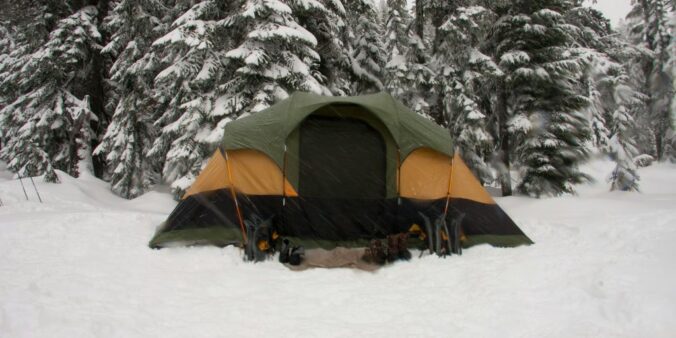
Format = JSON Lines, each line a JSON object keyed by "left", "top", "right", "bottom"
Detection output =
{"left": 590, "top": 54, "right": 643, "bottom": 191}
{"left": 383, "top": 0, "right": 409, "bottom": 64}
{"left": 345, "top": 0, "right": 386, "bottom": 93}
{"left": 603, "top": 58, "right": 642, "bottom": 191}
{"left": 0, "top": 6, "right": 101, "bottom": 182}
{"left": 94, "top": 0, "right": 169, "bottom": 198}
{"left": 147, "top": 0, "right": 239, "bottom": 195}
{"left": 433, "top": 4, "right": 499, "bottom": 183}
{"left": 292, "top": 0, "right": 352, "bottom": 95}
{"left": 0, "top": 2, "right": 66, "bottom": 151}
{"left": 223, "top": 0, "right": 326, "bottom": 114}
{"left": 669, "top": 5, "right": 676, "bottom": 160}
{"left": 568, "top": 6, "right": 643, "bottom": 190}
{"left": 626, "top": 0, "right": 674, "bottom": 161}
{"left": 492, "top": 3, "right": 592, "bottom": 197}
{"left": 384, "top": 0, "right": 435, "bottom": 119}
{"left": 0, "top": 21, "right": 14, "bottom": 116}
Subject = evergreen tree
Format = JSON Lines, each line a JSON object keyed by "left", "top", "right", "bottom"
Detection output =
{"left": 433, "top": 4, "right": 499, "bottom": 183}
{"left": 345, "top": 0, "right": 386, "bottom": 93}
{"left": 669, "top": 5, "right": 676, "bottom": 160}
{"left": 148, "top": 0, "right": 240, "bottom": 195}
{"left": 292, "top": 0, "right": 352, "bottom": 95}
{"left": 492, "top": 2, "right": 592, "bottom": 197}
{"left": 0, "top": 21, "right": 14, "bottom": 116}
{"left": 383, "top": 0, "right": 409, "bottom": 63}
{"left": 94, "top": 0, "right": 169, "bottom": 198}
{"left": 590, "top": 55, "right": 643, "bottom": 191}
{"left": 626, "top": 0, "right": 674, "bottom": 160}
{"left": 384, "top": 0, "right": 435, "bottom": 119}
{"left": 223, "top": 0, "right": 326, "bottom": 115}
{"left": 567, "top": 6, "right": 643, "bottom": 190}
{"left": 603, "top": 58, "right": 642, "bottom": 191}
{"left": 0, "top": 6, "right": 101, "bottom": 182}
{"left": 0, "top": 1, "right": 66, "bottom": 150}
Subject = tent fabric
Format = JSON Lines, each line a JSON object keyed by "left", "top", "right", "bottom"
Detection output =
{"left": 184, "top": 149, "right": 297, "bottom": 199}
{"left": 400, "top": 147, "right": 452, "bottom": 199}
{"left": 151, "top": 189, "right": 533, "bottom": 250}
{"left": 151, "top": 92, "right": 533, "bottom": 251}
{"left": 183, "top": 150, "right": 228, "bottom": 198}
{"left": 222, "top": 92, "right": 453, "bottom": 168}
{"left": 449, "top": 153, "right": 494, "bottom": 204}
{"left": 224, "top": 149, "right": 298, "bottom": 197}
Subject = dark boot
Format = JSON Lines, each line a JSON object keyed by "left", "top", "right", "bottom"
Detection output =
{"left": 364, "top": 239, "right": 386, "bottom": 265}
{"left": 397, "top": 233, "right": 412, "bottom": 260}
{"left": 279, "top": 239, "right": 290, "bottom": 263}
{"left": 288, "top": 246, "right": 304, "bottom": 266}
{"left": 387, "top": 235, "right": 399, "bottom": 262}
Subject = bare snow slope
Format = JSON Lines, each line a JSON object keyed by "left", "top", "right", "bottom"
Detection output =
{"left": 1, "top": 161, "right": 675, "bottom": 337}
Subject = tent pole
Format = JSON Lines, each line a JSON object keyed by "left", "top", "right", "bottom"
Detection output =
{"left": 282, "top": 143, "right": 288, "bottom": 230}
{"left": 18, "top": 175, "right": 29, "bottom": 201}
{"left": 29, "top": 176, "right": 43, "bottom": 203}
{"left": 443, "top": 155, "right": 454, "bottom": 216}
{"left": 397, "top": 149, "right": 401, "bottom": 201}
{"left": 396, "top": 148, "right": 401, "bottom": 233}
{"left": 223, "top": 149, "right": 248, "bottom": 244}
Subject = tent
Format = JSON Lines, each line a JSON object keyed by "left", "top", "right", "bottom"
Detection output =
{"left": 150, "top": 92, "right": 532, "bottom": 250}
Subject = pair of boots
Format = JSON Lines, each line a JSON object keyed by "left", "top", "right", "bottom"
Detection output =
{"left": 279, "top": 239, "right": 304, "bottom": 266}
{"left": 364, "top": 238, "right": 387, "bottom": 265}
{"left": 387, "top": 233, "right": 412, "bottom": 262}
{"left": 363, "top": 233, "right": 411, "bottom": 265}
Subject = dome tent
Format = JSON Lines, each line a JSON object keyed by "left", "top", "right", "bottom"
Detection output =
{"left": 150, "top": 92, "right": 532, "bottom": 251}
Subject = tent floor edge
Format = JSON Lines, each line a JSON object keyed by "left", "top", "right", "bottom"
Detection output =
{"left": 149, "top": 227, "right": 244, "bottom": 249}
{"left": 462, "top": 234, "right": 534, "bottom": 249}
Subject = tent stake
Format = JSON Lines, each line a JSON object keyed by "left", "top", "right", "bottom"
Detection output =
{"left": 29, "top": 176, "right": 43, "bottom": 203}
{"left": 18, "top": 175, "right": 29, "bottom": 201}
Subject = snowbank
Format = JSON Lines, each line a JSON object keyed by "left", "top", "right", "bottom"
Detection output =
{"left": 1, "top": 160, "right": 675, "bottom": 337}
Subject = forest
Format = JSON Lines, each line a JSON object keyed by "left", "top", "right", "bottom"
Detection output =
{"left": 0, "top": 0, "right": 674, "bottom": 199}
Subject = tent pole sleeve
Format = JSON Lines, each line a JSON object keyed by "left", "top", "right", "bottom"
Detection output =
{"left": 223, "top": 149, "right": 248, "bottom": 243}
{"left": 396, "top": 148, "right": 401, "bottom": 230}
{"left": 396, "top": 149, "right": 401, "bottom": 196}
{"left": 443, "top": 156, "right": 454, "bottom": 217}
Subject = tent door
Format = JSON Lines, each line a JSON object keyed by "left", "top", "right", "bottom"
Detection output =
{"left": 298, "top": 115, "right": 386, "bottom": 239}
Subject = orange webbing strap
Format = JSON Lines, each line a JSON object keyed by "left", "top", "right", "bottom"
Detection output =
{"left": 223, "top": 149, "right": 247, "bottom": 243}
{"left": 443, "top": 154, "right": 454, "bottom": 216}
{"left": 281, "top": 144, "right": 288, "bottom": 230}
{"left": 396, "top": 149, "right": 401, "bottom": 195}
{"left": 282, "top": 144, "right": 288, "bottom": 204}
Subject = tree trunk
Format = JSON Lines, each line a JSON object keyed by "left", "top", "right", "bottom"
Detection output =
{"left": 655, "top": 124, "right": 664, "bottom": 161}
{"left": 415, "top": 0, "right": 424, "bottom": 41}
{"left": 497, "top": 81, "right": 512, "bottom": 196}
{"left": 90, "top": 0, "right": 110, "bottom": 178}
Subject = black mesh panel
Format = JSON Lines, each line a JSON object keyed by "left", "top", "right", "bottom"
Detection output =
{"left": 299, "top": 116, "right": 386, "bottom": 199}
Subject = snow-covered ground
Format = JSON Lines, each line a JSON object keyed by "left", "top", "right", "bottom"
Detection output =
{"left": 1, "top": 160, "right": 675, "bottom": 337}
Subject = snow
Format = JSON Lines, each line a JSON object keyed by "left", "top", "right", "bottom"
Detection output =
{"left": 500, "top": 51, "right": 530, "bottom": 65}
{"left": 248, "top": 23, "right": 318, "bottom": 47}
{"left": 1, "top": 160, "right": 676, "bottom": 337}
{"left": 294, "top": 0, "right": 327, "bottom": 12}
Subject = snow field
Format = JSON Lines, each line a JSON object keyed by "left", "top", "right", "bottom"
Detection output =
{"left": 0, "top": 160, "right": 675, "bottom": 337}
